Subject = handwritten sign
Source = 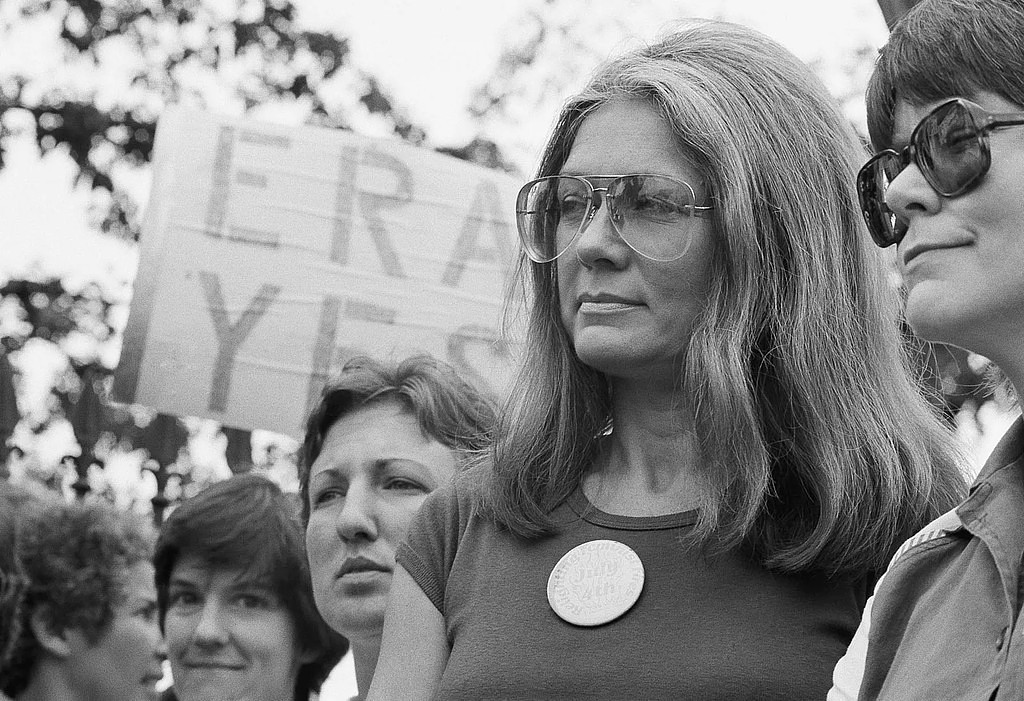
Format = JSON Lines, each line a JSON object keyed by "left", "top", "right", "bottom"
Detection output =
{"left": 115, "top": 107, "right": 521, "bottom": 437}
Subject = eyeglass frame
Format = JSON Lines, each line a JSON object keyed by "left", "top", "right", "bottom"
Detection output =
{"left": 515, "top": 173, "right": 714, "bottom": 263}
{"left": 858, "top": 97, "right": 1024, "bottom": 247}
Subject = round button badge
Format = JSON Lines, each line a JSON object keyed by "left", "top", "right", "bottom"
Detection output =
{"left": 547, "top": 539, "right": 645, "bottom": 626}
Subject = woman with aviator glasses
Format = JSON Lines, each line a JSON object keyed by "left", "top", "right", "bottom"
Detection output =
{"left": 831, "top": 1, "right": 1024, "bottom": 699}
{"left": 368, "top": 19, "right": 965, "bottom": 701}
{"left": 517, "top": 174, "right": 713, "bottom": 263}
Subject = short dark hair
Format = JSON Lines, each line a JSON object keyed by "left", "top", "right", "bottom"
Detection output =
{"left": 1, "top": 497, "right": 154, "bottom": 697}
{"left": 865, "top": 0, "right": 1024, "bottom": 151}
{"left": 154, "top": 474, "right": 346, "bottom": 701}
{"left": 298, "top": 354, "right": 497, "bottom": 525}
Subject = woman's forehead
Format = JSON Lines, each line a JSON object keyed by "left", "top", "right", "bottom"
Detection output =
{"left": 170, "top": 552, "right": 277, "bottom": 590}
{"left": 561, "top": 101, "right": 704, "bottom": 185}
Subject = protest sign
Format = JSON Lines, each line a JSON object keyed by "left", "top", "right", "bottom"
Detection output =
{"left": 115, "top": 107, "right": 521, "bottom": 438}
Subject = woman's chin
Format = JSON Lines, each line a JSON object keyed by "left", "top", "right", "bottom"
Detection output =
{"left": 904, "top": 292, "right": 975, "bottom": 351}
{"left": 326, "top": 606, "right": 387, "bottom": 644}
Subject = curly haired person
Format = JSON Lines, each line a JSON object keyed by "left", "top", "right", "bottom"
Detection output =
{"left": 0, "top": 496, "right": 165, "bottom": 701}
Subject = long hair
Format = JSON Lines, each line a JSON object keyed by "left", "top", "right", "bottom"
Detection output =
{"left": 154, "top": 474, "right": 347, "bottom": 701}
{"left": 485, "top": 19, "right": 967, "bottom": 576}
{"left": 866, "top": 0, "right": 1024, "bottom": 151}
{"left": 298, "top": 354, "right": 497, "bottom": 525}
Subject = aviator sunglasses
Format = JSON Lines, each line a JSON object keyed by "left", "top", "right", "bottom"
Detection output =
{"left": 857, "top": 98, "right": 1024, "bottom": 247}
{"left": 515, "top": 174, "right": 714, "bottom": 263}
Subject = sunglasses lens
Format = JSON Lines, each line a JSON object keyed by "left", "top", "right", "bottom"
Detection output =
{"left": 858, "top": 152, "right": 908, "bottom": 247}
{"left": 607, "top": 175, "right": 699, "bottom": 261}
{"left": 515, "top": 177, "right": 591, "bottom": 263}
{"left": 916, "top": 101, "right": 988, "bottom": 195}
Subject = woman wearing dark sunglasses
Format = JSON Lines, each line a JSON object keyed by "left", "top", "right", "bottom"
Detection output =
{"left": 831, "top": 1, "right": 1024, "bottom": 700}
{"left": 367, "top": 18, "right": 965, "bottom": 701}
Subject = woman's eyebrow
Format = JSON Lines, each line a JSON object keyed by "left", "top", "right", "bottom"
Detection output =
{"left": 225, "top": 580, "right": 275, "bottom": 594}
{"left": 308, "top": 461, "right": 350, "bottom": 481}
{"left": 373, "top": 457, "right": 430, "bottom": 473}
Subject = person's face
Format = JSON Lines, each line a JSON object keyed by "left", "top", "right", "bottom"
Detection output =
{"left": 164, "top": 555, "right": 310, "bottom": 701}
{"left": 304, "top": 399, "right": 458, "bottom": 641}
{"left": 555, "top": 99, "right": 716, "bottom": 384}
{"left": 885, "top": 92, "right": 1024, "bottom": 360}
{"left": 64, "top": 561, "right": 166, "bottom": 701}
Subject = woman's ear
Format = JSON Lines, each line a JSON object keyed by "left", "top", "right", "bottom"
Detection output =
{"left": 29, "top": 607, "right": 72, "bottom": 658}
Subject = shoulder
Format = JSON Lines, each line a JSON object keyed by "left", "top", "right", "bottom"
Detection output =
{"left": 827, "top": 509, "right": 967, "bottom": 701}
{"left": 885, "top": 507, "right": 965, "bottom": 570}
{"left": 863, "top": 506, "right": 973, "bottom": 632}
{"left": 421, "top": 461, "right": 488, "bottom": 520}
{"left": 406, "top": 462, "right": 491, "bottom": 553}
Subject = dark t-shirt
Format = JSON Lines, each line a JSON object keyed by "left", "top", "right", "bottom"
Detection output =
{"left": 398, "top": 474, "right": 870, "bottom": 700}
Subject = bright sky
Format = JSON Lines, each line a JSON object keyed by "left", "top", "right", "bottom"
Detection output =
{"left": 298, "top": 0, "right": 528, "bottom": 144}
{"left": 314, "top": 0, "right": 889, "bottom": 148}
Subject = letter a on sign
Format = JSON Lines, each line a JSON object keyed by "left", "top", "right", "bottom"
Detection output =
{"left": 442, "top": 180, "right": 513, "bottom": 288}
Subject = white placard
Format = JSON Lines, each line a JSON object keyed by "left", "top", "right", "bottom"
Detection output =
{"left": 115, "top": 107, "right": 521, "bottom": 437}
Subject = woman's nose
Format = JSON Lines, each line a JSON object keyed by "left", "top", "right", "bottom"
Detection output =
{"left": 884, "top": 161, "right": 941, "bottom": 236}
{"left": 573, "top": 194, "right": 630, "bottom": 268}
{"left": 192, "top": 600, "right": 230, "bottom": 647}
{"left": 334, "top": 483, "right": 379, "bottom": 542}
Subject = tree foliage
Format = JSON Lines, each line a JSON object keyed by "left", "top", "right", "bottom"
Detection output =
{"left": 0, "top": 0, "right": 465, "bottom": 507}
{"left": 0, "top": 0, "right": 435, "bottom": 241}
{"left": 0, "top": 0, "right": 517, "bottom": 510}
{"left": 469, "top": 0, "right": 888, "bottom": 173}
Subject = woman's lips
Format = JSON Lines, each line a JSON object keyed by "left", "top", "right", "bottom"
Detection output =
{"left": 577, "top": 293, "right": 642, "bottom": 313}
{"left": 338, "top": 570, "right": 390, "bottom": 587}
{"left": 180, "top": 661, "right": 246, "bottom": 670}
{"left": 337, "top": 555, "right": 390, "bottom": 578}
{"left": 901, "top": 240, "right": 970, "bottom": 267}
{"left": 579, "top": 300, "right": 639, "bottom": 313}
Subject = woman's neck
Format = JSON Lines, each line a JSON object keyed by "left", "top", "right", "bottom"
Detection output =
{"left": 582, "top": 377, "right": 705, "bottom": 516}
{"left": 351, "top": 637, "right": 381, "bottom": 701}
{"left": 16, "top": 665, "right": 77, "bottom": 701}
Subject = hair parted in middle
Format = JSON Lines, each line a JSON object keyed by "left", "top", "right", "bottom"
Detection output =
{"left": 486, "top": 18, "right": 967, "bottom": 576}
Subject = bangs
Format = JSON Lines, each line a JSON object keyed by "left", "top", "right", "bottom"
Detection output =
{"left": 867, "top": 0, "right": 1024, "bottom": 151}
{"left": 866, "top": 57, "right": 993, "bottom": 151}
{"left": 156, "top": 477, "right": 307, "bottom": 610}
{"left": 194, "top": 521, "right": 301, "bottom": 596}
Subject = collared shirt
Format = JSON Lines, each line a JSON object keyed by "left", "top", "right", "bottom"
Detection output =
{"left": 830, "top": 416, "right": 1024, "bottom": 701}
